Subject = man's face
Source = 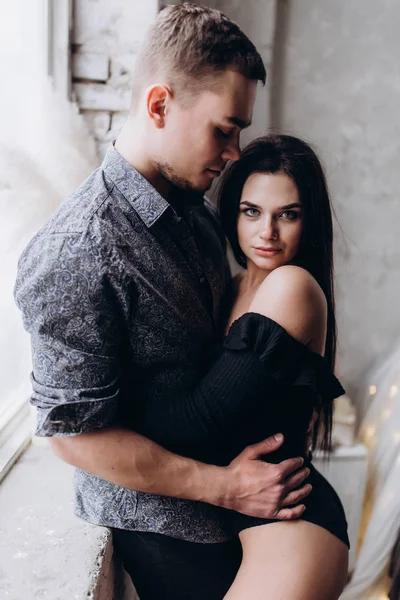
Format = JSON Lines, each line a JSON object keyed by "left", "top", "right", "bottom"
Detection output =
{"left": 155, "top": 70, "right": 257, "bottom": 193}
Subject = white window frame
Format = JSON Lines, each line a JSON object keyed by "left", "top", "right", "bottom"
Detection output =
{"left": 0, "top": 398, "right": 31, "bottom": 483}
{"left": 0, "top": 0, "right": 72, "bottom": 482}
{"left": 45, "top": 0, "right": 73, "bottom": 99}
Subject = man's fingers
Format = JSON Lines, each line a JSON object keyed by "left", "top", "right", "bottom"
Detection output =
{"left": 281, "top": 484, "right": 312, "bottom": 507}
{"left": 284, "top": 467, "right": 310, "bottom": 491}
{"left": 243, "top": 434, "right": 284, "bottom": 460}
{"left": 274, "top": 504, "right": 306, "bottom": 520}
{"left": 276, "top": 456, "right": 305, "bottom": 479}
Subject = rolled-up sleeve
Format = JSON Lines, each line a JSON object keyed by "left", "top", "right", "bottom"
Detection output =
{"left": 14, "top": 231, "right": 123, "bottom": 436}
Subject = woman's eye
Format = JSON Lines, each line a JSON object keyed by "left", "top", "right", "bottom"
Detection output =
{"left": 244, "top": 208, "right": 259, "bottom": 217}
{"left": 280, "top": 210, "right": 298, "bottom": 220}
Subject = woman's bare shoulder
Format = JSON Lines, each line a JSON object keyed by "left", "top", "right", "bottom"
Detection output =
{"left": 249, "top": 265, "right": 327, "bottom": 345}
{"left": 262, "top": 264, "right": 313, "bottom": 284}
{"left": 260, "top": 265, "right": 325, "bottom": 302}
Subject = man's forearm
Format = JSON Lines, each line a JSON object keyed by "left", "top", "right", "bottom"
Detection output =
{"left": 49, "top": 427, "right": 226, "bottom": 505}
{"left": 49, "top": 428, "right": 313, "bottom": 521}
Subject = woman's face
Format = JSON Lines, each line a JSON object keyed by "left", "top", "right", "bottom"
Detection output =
{"left": 237, "top": 171, "right": 303, "bottom": 273}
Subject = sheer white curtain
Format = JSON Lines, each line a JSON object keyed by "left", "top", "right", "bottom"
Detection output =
{"left": 0, "top": 0, "right": 98, "bottom": 423}
{"left": 340, "top": 347, "right": 400, "bottom": 600}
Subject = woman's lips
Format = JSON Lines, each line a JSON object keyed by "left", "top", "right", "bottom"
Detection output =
{"left": 253, "top": 247, "right": 282, "bottom": 257}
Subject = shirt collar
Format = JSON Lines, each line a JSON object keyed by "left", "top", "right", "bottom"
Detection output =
{"left": 102, "top": 146, "right": 206, "bottom": 227}
{"left": 102, "top": 146, "right": 170, "bottom": 228}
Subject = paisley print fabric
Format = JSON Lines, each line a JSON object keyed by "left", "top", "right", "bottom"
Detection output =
{"left": 14, "top": 147, "right": 233, "bottom": 542}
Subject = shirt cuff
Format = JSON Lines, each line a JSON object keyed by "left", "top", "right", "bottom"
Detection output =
{"left": 31, "top": 375, "right": 120, "bottom": 437}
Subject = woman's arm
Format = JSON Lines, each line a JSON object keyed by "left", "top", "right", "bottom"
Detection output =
{"left": 135, "top": 267, "right": 323, "bottom": 463}
{"left": 137, "top": 346, "right": 316, "bottom": 464}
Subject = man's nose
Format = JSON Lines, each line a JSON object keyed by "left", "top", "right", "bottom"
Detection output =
{"left": 221, "top": 137, "right": 241, "bottom": 162}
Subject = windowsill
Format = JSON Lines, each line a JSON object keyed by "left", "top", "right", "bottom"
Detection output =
{"left": 0, "top": 441, "right": 137, "bottom": 599}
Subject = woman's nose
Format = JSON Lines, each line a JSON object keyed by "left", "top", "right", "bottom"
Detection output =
{"left": 259, "top": 220, "right": 278, "bottom": 240}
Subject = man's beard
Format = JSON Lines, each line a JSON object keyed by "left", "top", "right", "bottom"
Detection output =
{"left": 156, "top": 160, "right": 211, "bottom": 193}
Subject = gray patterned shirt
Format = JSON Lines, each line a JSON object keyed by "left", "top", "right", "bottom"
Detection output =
{"left": 14, "top": 147, "right": 233, "bottom": 542}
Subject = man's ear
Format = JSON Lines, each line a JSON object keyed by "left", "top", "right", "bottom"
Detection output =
{"left": 145, "top": 84, "right": 172, "bottom": 129}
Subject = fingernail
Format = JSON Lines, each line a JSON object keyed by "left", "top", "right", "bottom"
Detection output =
{"left": 274, "top": 434, "right": 283, "bottom": 441}
{"left": 306, "top": 468, "right": 311, "bottom": 476}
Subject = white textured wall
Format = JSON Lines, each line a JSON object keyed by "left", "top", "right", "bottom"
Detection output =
{"left": 72, "top": 1, "right": 276, "bottom": 157}
{"left": 215, "top": 0, "right": 276, "bottom": 145}
{"left": 72, "top": 0, "right": 160, "bottom": 158}
{"left": 272, "top": 0, "right": 400, "bottom": 417}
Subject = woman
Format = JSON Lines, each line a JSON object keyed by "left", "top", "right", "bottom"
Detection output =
{"left": 218, "top": 135, "right": 349, "bottom": 599}
{"left": 135, "top": 134, "right": 349, "bottom": 599}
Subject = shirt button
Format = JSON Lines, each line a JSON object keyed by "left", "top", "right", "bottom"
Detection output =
{"left": 199, "top": 276, "right": 206, "bottom": 284}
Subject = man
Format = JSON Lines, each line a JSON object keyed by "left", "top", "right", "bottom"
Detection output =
{"left": 15, "top": 4, "right": 312, "bottom": 598}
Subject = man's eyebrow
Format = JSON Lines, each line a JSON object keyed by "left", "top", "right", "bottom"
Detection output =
{"left": 226, "top": 116, "right": 252, "bottom": 129}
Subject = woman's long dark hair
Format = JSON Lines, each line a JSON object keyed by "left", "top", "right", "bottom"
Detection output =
{"left": 217, "top": 134, "right": 337, "bottom": 452}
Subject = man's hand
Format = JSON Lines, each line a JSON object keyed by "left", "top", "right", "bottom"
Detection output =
{"left": 219, "top": 434, "right": 312, "bottom": 520}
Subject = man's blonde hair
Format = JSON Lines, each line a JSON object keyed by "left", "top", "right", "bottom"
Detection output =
{"left": 131, "top": 3, "right": 266, "bottom": 110}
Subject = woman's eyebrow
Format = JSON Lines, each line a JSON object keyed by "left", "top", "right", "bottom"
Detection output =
{"left": 239, "top": 200, "right": 260, "bottom": 208}
{"left": 278, "top": 203, "right": 302, "bottom": 210}
{"left": 239, "top": 201, "right": 302, "bottom": 210}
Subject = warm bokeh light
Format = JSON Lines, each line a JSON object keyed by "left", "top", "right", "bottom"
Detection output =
{"left": 365, "top": 425, "right": 376, "bottom": 439}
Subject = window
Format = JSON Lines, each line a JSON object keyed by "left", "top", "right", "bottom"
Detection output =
{"left": 0, "top": 0, "right": 72, "bottom": 480}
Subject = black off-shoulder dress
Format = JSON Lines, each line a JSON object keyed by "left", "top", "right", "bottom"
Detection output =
{"left": 135, "top": 313, "right": 349, "bottom": 548}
